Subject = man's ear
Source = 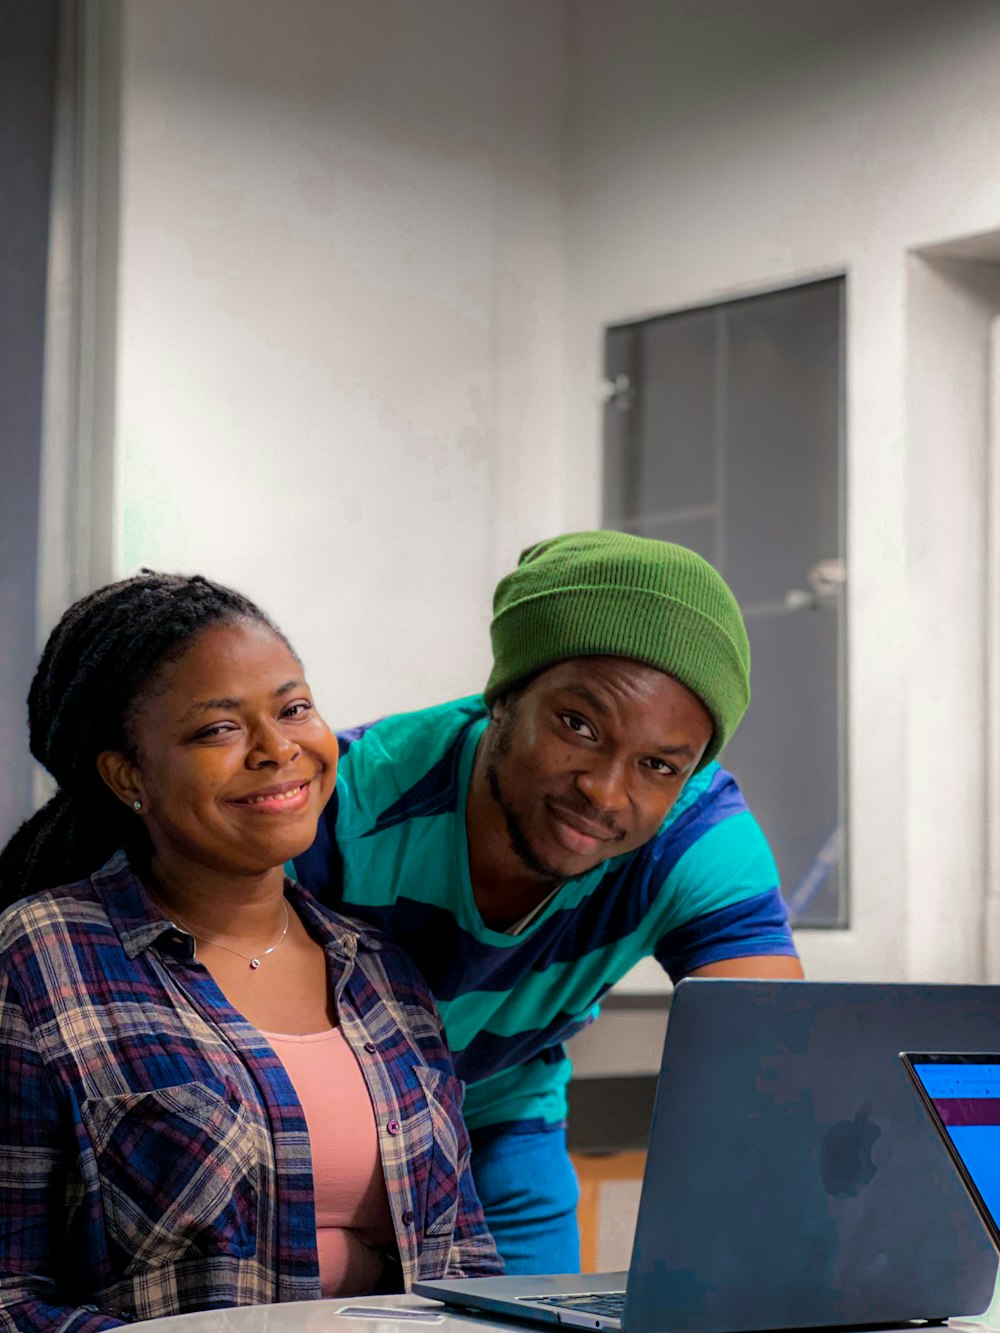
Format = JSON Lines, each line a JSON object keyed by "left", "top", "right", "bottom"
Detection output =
{"left": 97, "top": 750, "right": 147, "bottom": 813}
{"left": 489, "top": 694, "right": 512, "bottom": 729}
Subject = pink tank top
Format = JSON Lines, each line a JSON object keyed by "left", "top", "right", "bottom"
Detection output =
{"left": 263, "top": 1026, "right": 396, "bottom": 1296}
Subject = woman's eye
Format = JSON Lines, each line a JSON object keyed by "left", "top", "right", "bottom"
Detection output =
{"left": 282, "top": 700, "right": 313, "bottom": 719}
{"left": 196, "top": 722, "right": 237, "bottom": 740}
{"left": 560, "top": 713, "right": 596, "bottom": 741}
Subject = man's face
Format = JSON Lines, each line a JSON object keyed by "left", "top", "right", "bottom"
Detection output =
{"left": 483, "top": 655, "right": 715, "bottom": 884}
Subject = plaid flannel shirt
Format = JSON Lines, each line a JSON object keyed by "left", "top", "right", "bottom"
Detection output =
{"left": 0, "top": 851, "right": 501, "bottom": 1331}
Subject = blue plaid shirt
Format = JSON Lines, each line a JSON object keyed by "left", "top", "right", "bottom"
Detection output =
{"left": 0, "top": 852, "right": 500, "bottom": 1330}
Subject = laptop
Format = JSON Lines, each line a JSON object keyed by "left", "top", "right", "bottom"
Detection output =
{"left": 414, "top": 979, "right": 1000, "bottom": 1333}
{"left": 900, "top": 1051, "right": 1000, "bottom": 1253}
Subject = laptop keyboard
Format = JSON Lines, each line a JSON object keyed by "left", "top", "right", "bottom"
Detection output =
{"left": 522, "top": 1292, "right": 627, "bottom": 1318}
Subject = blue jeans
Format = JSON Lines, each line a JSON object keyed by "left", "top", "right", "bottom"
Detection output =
{"left": 471, "top": 1125, "right": 581, "bottom": 1274}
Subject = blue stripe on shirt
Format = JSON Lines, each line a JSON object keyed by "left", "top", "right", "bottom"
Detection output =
{"left": 654, "top": 886, "right": 798, "bottom": 980}
{"left": 366, "top": 735, "right": 466, "bottom": 835}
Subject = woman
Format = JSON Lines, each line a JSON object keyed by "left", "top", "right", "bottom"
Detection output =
{"left": 0, "top": 572, "right": 501, "bottom": 1328}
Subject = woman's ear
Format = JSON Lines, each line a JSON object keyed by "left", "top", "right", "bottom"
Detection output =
{"left": 97, "top": 750, "right": 147, "bottom": 814}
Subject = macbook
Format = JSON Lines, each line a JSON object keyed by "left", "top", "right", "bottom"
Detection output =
{"left": 414, "top": 979, "right": 1000, "bottom": 1333}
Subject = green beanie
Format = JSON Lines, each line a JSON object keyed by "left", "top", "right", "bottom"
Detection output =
{"left": 484, "top": 530, "right": 751, "bottom": 768}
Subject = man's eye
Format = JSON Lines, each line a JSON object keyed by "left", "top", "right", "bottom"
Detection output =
{"left": 560, "top": 713, "right": 596, "bottom": 741}
{"left": 644, "top": 757, "right": 676, "bottom": 776}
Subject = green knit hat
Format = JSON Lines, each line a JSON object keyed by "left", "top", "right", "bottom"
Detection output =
{"left": 484, "top": 530, "right": 751, "bottom": 768}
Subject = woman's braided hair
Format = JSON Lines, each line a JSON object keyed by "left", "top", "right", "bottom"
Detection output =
{"left": 0, "top": 571, "right": 288, "bottom": 910}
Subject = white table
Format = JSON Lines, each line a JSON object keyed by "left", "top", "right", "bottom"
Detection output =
{"left": 138, "top": 1293, "right": 513, "bottom": 1333}
{"left": 135, "top": 1292, "right": 1000, "bottom": 1333}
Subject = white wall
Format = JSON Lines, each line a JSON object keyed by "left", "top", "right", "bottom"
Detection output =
{"left": 113, "top": 0, "right": 567, "bottom": 724}
{"left": 104, "top": 0, "right": 1000, "bottom": 984}
{"left": 904, "top": 254, "right": 1000, "bottom": 983}
{"left": 561, "top": 0, "right": 1000, "bottom": 983}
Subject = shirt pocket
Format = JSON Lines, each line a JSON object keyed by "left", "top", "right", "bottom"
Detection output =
{"left": 81, "top": 1081, "right": 259, "bottom": 1276}
{"left": 413, "top": 1065, "right": 470, "bottom": 1238}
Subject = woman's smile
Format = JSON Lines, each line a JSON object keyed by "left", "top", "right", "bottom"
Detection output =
{"left": 227, "top": 777, "right": 315, "bottom": 812}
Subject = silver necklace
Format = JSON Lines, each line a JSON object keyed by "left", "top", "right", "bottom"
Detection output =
{"left": 158, "top": 896, "right": 290, "bottom": 970}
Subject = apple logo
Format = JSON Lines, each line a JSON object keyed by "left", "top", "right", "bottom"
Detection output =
{"left": 820, "top": 1108, "right": 881, "bottom": 1197}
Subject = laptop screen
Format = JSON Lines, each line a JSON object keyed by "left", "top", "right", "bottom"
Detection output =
{"left": 905, "top": 1055, "right": 1000, "bottom": 1232}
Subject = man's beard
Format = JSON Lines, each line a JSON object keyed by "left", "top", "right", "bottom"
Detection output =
{"left": 485, "top": 760, "right": 564, "bottom": 886}
{"left": 484, "top": 697, "right": 564, "bottom": 887}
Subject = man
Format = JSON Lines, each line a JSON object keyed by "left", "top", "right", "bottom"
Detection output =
{"left": 295, "top": 531, "right": 802, "bottom": 1273}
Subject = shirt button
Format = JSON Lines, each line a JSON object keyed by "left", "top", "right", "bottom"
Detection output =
{"left": 387, "top": 1119, "right": 400, "bottom": 1135}
{"left": 402, "top": 1210, "right": 415, "bottom": 1225}
{"left": 364, "top": 1042, "right": 377, "bottom": 1053}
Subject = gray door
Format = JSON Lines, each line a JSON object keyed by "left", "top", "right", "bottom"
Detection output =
{"left": 603, "top": 278, "right": 845, "bottom": 926}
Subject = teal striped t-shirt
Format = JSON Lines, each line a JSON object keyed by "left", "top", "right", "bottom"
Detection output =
{"left": 293, "top": 695, "right": 796, "bottom": 1133}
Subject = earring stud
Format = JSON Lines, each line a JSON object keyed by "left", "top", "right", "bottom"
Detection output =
{"left": 132, "top": 799, "right": 142, "bottom": 812}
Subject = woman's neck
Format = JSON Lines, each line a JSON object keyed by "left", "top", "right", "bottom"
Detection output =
{"left": 144, "top": 851, "right": 288, "bottom": 941}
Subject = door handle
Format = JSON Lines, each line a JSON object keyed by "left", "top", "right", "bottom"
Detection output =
{"left": 784, "top": 558, "right": 846, "bottom": 611}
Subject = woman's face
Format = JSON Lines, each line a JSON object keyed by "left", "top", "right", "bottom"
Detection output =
{"left": 107, "top": 618, "right": 339, "bottom": 878}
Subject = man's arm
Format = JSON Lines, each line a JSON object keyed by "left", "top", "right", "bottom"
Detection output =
{"left": 687, "top": 953, "right": 804, "bottom": 979}
{"left": 651, "top": 765, "right": 802, "bottom": 982}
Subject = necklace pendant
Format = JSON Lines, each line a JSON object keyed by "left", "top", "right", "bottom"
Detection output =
{"left": 249, "top": 957, "right": 261, "bottom": 970}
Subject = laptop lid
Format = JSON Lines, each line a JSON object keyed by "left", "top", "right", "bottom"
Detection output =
{"left": 621, "top": 979, "right": 1000, "bottom": 1333}
{"left": 418, "top": 980, "right": 1000, "bottom": 1333}
{"left": 900, "top": 1051, "right": 1000, "bottom": 1253}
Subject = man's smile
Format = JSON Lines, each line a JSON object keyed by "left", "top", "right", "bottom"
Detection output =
{"left": 546, "top": 800, "right": 624, "bottom": 857}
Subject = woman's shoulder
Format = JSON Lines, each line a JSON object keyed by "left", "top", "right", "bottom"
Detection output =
{"left": 0, "top": 877, "right": 100, "bottom": 933}
{"left": 0, "top": 851, "right": 132, "bottom": 958}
